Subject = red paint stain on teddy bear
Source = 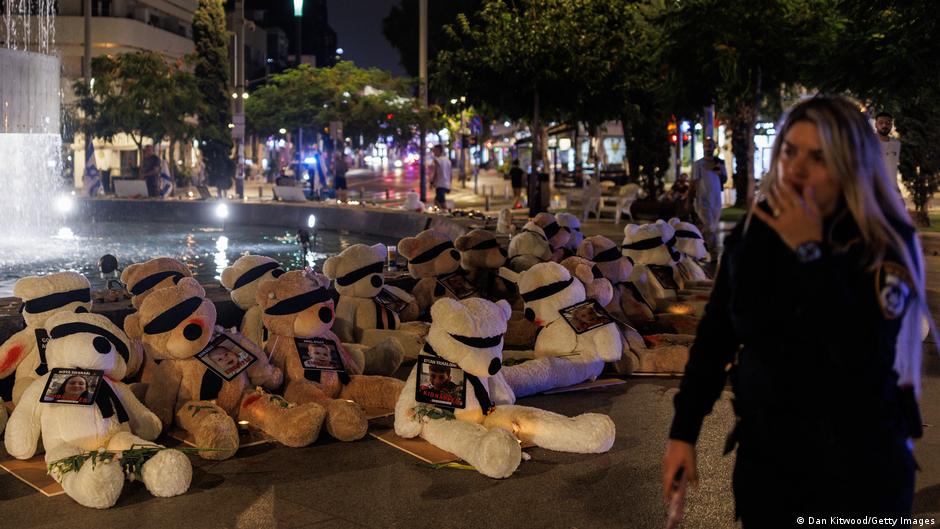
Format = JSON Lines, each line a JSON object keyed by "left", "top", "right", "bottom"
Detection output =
{"left": 241, "top": 393, "right": 263, "bottom": 408}
{"left": 0, "top": 344, "right": 24, "bottom": 373}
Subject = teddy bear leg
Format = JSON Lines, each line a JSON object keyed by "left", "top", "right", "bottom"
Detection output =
{"left": 283, "top": 380, "right": 368, "bottom": 442}
{"left": 0, "top": 399, "right": 6, "bottom": 435}
{"left": 106, "top": 431, "right": 192, "bottom": 498}
{"left": 500, "top": 357, "right": 605, "bottom": 398}
{"left": 339, "top": 375, "right": 405, "bottom": 410}
{"left": 419, "top": 418, "right": 521, "bottom": 479}
{"left": 483, "top": 404, "right": 615, "bottom": 454}
{"left": 237, "top": 388, "right": 327, "bottom": 447}
{"left": 46, "top": 444, "right": 125, "bottom": 509}
{"left": 360, "top": 338, "right": 405, "bottom": 376}
{"left": 634, "top": 344, "right": 690, "bottom": 373}
{"left": 175, "top": 401, "right": 239, "bottom": 460}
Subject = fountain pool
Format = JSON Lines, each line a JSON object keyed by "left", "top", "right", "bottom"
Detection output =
{"left": 0, "top": 221, "right": 396, "bottom": 297}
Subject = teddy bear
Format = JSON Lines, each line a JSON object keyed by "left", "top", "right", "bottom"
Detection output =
{"left": 0, "top": 272, "right": 94, "bottom": 405}
{"left": 121, "top": 257, "right": 193, "bottom": 309}
{"left": 559, "top": 256, "right": 615, "bottom": 307}
{"left": 0, "top": 399, "right": 6, "bottom": 435}
{"left": 555, "top": 212, "right": 583, "bottom": 257}
{"left": 506, "top": 221, "right": 551, "bottom": 272}
{"left": 667, "top": 217, "right": 713, "bottom": 286}
{"left": 498, "top": 262, "right": 625, "bottom": 396}
{"left": 578, "top": 235, "right": 655, "bottom": 322}
{"left": 397, "top": 229, "right": 465, "bottom": 317}
{"left": 496, "top": 208, "right": 516, "bottom": 235}
{"left": 394, "top": 297, "right": 615, "bottom": 479}
{"left": 4, "top": 311, "right": 192, "bottom": 509}
{"left": 257, "top": 270, "right": 405, "bottom": 441}
{"left": 127, "top": 277, "right": 324, "bottom": 460}
{"left": 323, "top": 243, "right": 423, "bottom": 347}
{"left": 220, "top": 255, "right": 285, "bottom": 347}
{"left": 622, "top": 221, "right": 709, "bottom": 319}
{"left": 531, "top": 212, "right": 571, "bottom": 262}
{"left": 454, "top": 229, "right": 515, "bottom": 302}
{"left": 401, "top": 191, "right": 425, "bottom": 212}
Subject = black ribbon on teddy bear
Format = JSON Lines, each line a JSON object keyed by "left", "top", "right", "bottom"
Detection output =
{"left": 94, "top": 378, "right": 130, "bottom": 423}
{"left": 622, "top": 235, "right": 681, "bottom": 263}
{"left": 422, "top": 341, "right": 494, "bottom": 415}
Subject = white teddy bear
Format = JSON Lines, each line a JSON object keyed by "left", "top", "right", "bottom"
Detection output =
{"left": 667, "top": 217, "right": 713, "bottom": 285}
{"left": 506, "top": 221, "right": 552, "bottom": 272}
{"left": 0, "top": 272, "right": 93, "bottom": 405}
{"left": 499, "top": 262, "right": 623, "bottom": 396}
{"left": 220, "top": 254, "right": 286, "bottom": 347}
{"left": 556, "top": 212, "right": 584, "bottom": 255}
{"left": 394, "top": 297, "right": 615, "bottom": 479}
{"left": 4, "top": 311, "right": 192, "bottom": 509}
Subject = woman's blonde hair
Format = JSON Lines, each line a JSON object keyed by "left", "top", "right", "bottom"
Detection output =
{"left": 751, "top": 95, "right": 932, "bottom": 394}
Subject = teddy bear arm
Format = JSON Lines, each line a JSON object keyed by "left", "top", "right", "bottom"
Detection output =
{"left": 112, "top": 381, "right": 162, "bottom": 441}
{"left": 227, "top": 330, "right": 283, "bottom": 390}
{"left": 588, "top": 325, "right": 624, "bottom": 362}
{"left": 331, "top": 306, "right": 357, "bottom": 344}
{"left": 144, "top": 362, "right": 183, "bottom": 431}
{"left": 340, "top": 375, "right": 404, "bottom": 410}
{"left": 240, "top": 306, "right": 266, "bottom": 349}
{"left": 0, "top": 328, "right": 36, "bottom": 379}
{"left": 4, "top": 377, "right": 46, "bottom": 459}
{"left": 393, "top": 368, "right": 423, "bottom": 438}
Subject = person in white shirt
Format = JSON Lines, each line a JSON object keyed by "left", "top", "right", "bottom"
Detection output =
{"left": 690, "top": 138, "right": 727, "bottom": 254}
{"left": 429, "top": 144, "right": 453, "bottom": 210}
{"left": 875, "top": 111, "right": 903, "bottom": 196}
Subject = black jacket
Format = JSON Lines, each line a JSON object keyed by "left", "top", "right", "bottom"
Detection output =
{"left": 670, "top": 203, "right": 920, "bottom": 453}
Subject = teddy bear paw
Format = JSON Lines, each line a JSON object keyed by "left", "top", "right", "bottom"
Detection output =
{"left": 325, "top": 399, "right": 368, "bottom": 441}
{"left": 141, "top": 449, "right": 192, "bottom": 497}
{"left": 193, "top": 413, "right": 239, "bottom": 460}
{"left": 472, "top": 427, "right": 522, "bottom": 479}
{"left": 60, "top": 458, "right": 125, "bottom": 509}
{"left": 270, "top": 402, "right": 327, "bottom": 447}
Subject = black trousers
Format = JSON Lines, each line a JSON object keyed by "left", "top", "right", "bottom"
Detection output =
{"left": 733, "top": 436, "right": 915, "bottom": 529}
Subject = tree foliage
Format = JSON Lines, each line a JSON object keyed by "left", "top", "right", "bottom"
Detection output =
{"left": 73, "top": 52, "right": 199, "bottom": 160}
{"left": 246, "top": 61, "right": 441, "bottom": 148}
{"left": 193, "top": 0, "right": 234, "bottom": 190}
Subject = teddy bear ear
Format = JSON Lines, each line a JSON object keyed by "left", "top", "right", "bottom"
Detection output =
{"left": 577, "top": 238, "right": 595, "bottom": 259}
{"left": 454, "top": 234, "right": 470, "bottom": 252}
{"left": 178, "top": 277, "right": 205, "bottom": 298}
{"left": 371, "top": 243, "right": 388, "bottom": 260}
{"left": 667, "top": 217, "right": 680, "bottom": 226}
{"left": 495, "top": 299, "right": 512, "bottom": 322}
{"left": 625, "top": 224, "right": 639, "bottom": 237}
{"left": 430, "top": 297, "right": 464, "bottom": 323}
{"left": 120, "top": 263, "right": 138, "bottom": 284}
{"left": 220, "top": 265, "right": 236, "bottom": 290}
{"left": 322, "top": 256, "right": 340, "bottom": 279}
{"left": 397, "top": 236, "right": 417, "bottom": 258}
{"left": 574, "top": 263, "right": 594, "bottom": 285}
{"left": 124, "top": 313, "right": 142, "bottom": 339}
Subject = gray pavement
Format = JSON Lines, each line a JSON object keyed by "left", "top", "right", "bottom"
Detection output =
{"left": 2, "top": 170, "right": 939, "bottom": 527}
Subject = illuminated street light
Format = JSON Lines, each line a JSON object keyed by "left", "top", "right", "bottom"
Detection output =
{"left": 336, "top": 47, "right": 344, "bottom": 55}
{"left": 293, "top": 0, "right": 303, "bottom": 16}
{"left": 232, "top": 92, "right": 238, "bottom": 99}
{"left": 215, "top": 203, "right": 229, "bottom": 219}
{"left": 242, "top": 92, "right": 249, "bottom": 99}
{"left": 279, "top": 128, "right": 287, "bottom": 134}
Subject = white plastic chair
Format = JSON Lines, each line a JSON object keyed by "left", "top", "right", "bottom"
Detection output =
{"left": 580, "top": 179, "right": 604, "bottom": 221}
{"left": 614, "top": 183, "right": 641, "bottom": 224}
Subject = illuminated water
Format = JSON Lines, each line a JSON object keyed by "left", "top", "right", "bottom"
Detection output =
{"left": 0, "top": 222, "right": 395, "bottom": 297}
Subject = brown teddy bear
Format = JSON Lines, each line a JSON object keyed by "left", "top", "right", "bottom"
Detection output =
{"left": 127, "top": 278, "right": 324, "bottom": 459}
{"left": 454, "top": 229, "right": 515, "bottom": 302}
{"left": 220, "top": 255, "right": 285, "bottom": 347}
{"left": 257, "top": 270, "right": 406, "bottom": 441}
{"left": 121, "top": 257, "right": 193, "bottom": 309}
{"left": 397, "top": 229, "right": 465, "bottom": 317}
{"left": 531, "top": 212, "right": 570, "bottom": 262}
{"left": 578, "top": 235, "right": 654, "bottom": 322}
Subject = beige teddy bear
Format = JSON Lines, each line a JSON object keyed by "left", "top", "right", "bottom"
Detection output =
{"left": 257, "top": 270, "right": 406, "bottom": 441}
{"left": 128, "top": 278, "right": 324, "bottom": 460}
{"left": 220, "top": 255, "right": 285, "bottom": 347}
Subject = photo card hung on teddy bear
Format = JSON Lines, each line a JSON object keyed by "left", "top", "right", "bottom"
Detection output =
{"left": 375, "top": 288, "right": 409, "bottom": 314}
{"left": 195, "top": 332, "right": 257, "bottom": 382}
{"left": 296, "top": 336, "right": 346, "bottom": 373}
{"left": 558, "top": 299, "right": 617, "bottom": 335}
{"left": 39, "top": 368, "right": 104, "bottom": 406}
{"left": 436, "top": 272, "right": 477, "bottom": 300}
{"left": 414, "top": 355, "right": 467, "bottom": 409}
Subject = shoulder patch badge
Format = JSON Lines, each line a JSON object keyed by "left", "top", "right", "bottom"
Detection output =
{"left": 877, "top": 261, "right": 913, "bottom": 320}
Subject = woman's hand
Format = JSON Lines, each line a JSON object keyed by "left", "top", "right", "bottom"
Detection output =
{"left": 752, "top": 179, "right": 823, "bottom": 251}
{"left": 662, "top": 439, "right": 698, "bottom": 502}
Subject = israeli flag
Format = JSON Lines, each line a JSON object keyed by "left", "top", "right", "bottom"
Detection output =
{"left": 82, "top": 141, "right": 102, "bottom": 197}
{"left": 159, "top": 158, "right": 175, "bottom": 198}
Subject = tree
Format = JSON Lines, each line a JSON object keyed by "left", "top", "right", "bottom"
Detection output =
{"left": 658, "top": 0, "right": 829, "bottom": 208}
{"left": 73, "top": 52, "right": 199, "bottom": 165}
{"left": 193, "top": 0, "right": 233, "bottom": 191}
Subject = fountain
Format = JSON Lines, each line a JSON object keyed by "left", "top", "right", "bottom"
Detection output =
{"left": 1, "top": 1, "right": 63, "bottom": 243}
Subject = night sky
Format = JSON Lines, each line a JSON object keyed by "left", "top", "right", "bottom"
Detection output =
{"left": 327, "top": 0, "right": 407, "bottom": 76}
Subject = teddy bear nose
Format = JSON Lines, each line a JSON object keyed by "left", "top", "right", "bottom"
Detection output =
{"left": 93, "top": 336, "right": 111, "bottom": 355}
{"left": 183, "top": 323, "right": 203, "bottom": 341}
{"left": 488, "top": 357, "right": 501, "bottom": 375}
{"left": 450, "top": 250, "right": 460, "bottom": 261}
{"left": 524, "top": 308, "right": 535, "bottom": 322}
{"left": 318, "top": 307, "right": 333, "bottom": 323}
{"left": 370, "top": 275, "right": 382, "bottom": 288}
